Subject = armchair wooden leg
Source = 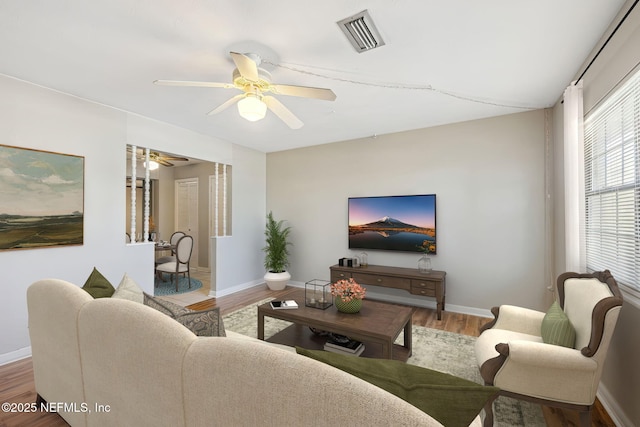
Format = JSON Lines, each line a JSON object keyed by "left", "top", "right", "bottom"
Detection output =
{"left": 483, "top": 397, "right": 495, "bottom": 427}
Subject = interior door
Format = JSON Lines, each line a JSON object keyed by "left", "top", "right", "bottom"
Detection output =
{"left": 175, "top": 178, "right": 198, "bottom": 268}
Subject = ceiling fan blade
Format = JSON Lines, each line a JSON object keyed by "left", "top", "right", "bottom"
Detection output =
{"left": 127, "top": 146, "right": 144, "bottom": 156}
{"left": 155, "top": 158, "right": 174, "bottom": 167}
{"left": 230, "top": 52, "right": 259, "bottom": 82}
{"left": 154, "top": 79, "right": 233, "bottom": 89}
{"left": 271, "top": 84, "right": 336, "bottom": 101}
{"left": 162, "top": 156, "right": 189, "bottom": 162}
{"left": 263, "top": 96, "right": 303, "bottom": 129}
{"left": 207, "top": 94, "right": 244, "bottom": 116}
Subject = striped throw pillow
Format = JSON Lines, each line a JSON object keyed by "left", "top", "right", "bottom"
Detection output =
{"left": 541, "top": 301, "right": 576, "bottom": 348}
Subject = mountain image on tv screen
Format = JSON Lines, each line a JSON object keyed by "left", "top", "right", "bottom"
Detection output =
{"left": 348, "top": 194, "right": 436, "bottom": 253}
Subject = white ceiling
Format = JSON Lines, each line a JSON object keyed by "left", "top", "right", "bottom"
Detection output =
{"left": 0, "top": 1, "right": 628, "bottom": 153}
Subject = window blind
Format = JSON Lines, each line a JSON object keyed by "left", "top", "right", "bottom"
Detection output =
{"left": 584, "top": 69, "right": 640, "bottom": 293}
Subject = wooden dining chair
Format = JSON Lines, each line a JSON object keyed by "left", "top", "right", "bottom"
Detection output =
{"left": 155, "top": 235, "right": 193, "bottom": 291}
{"left": 155, "top": 231, "right": 186, "bottom": 265}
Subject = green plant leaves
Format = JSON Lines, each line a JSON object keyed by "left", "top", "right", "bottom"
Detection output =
{"left": 263, "top": 211, "right": 292, "bottom": 273}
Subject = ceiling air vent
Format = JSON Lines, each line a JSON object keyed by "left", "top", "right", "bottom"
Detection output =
{"left": 337, "top": 10, "right": 385, "bottom": 53}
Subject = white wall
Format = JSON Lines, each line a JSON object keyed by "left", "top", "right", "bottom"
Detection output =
{"left": 0, "top": 74, "right": 266, "bottom": 364}
{"left": 210, "top": 143, "right": 266, "bottom": 296}
{"left": 267, "top": 109, "right": 550, "bottom": 314}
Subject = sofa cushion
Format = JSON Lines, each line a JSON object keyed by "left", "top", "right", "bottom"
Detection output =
{"left": 181, "top": 309, "right": 226, "bottom": 337}
{"left": 143, "top": 292, "right": 190, "bottom": 316}
{"left": 82, "top": 267, "right": 115, "bottom": 298}
{"left": 144, "top": 293, "right": 225, "bottom": 337}
{"left": 112, "top": 274, "right": 144, "bottom": 303}
{"left": 541, "top": 301, "right": 576, "bottom": 348}
{"left": 296, "top": 347, "right": 498, "bottom": 427}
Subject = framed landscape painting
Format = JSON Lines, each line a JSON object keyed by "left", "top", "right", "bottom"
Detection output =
{"left": 0, "top": 144, "right": 84, "bottom": 250}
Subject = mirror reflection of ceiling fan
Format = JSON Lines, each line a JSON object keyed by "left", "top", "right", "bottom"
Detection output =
{"left": 154, "top": 51, "right": 337, "bottom": 129}
{"left": 128, "top": 147, "right": 189, "bottom": 169}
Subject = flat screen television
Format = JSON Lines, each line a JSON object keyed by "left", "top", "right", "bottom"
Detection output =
{"left": 348, "top": 194, "right": 436, "bottom": 253}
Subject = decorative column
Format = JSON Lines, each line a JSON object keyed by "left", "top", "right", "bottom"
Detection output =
{"left": 130, "top": 145, "right": 137, "bottom": 242}
{"left": 144, "top": 147, "right": 151, "bottom": 242}
{"left": 222, "top": 164, "right": 227, "bottom": 236}
{"left": 214, "top": 162, "right": 219, "bottom": 237}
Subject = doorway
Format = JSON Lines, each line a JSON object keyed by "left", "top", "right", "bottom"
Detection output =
{"left": 175, "top": 178, "right": 198, "bottom": 269}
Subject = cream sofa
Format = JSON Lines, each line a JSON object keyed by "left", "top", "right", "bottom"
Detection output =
{"left": 27, "top": 279, "right": 482, "bottom": 427}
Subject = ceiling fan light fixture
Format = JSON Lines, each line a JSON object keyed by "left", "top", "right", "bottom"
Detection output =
{"left": 237, "top": 94, "right": 267, "bottom": 122}
{"left": 145, "top": 160, "right": 160, "bottom": 170}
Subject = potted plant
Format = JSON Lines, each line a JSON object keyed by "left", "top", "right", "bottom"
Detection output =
{"left": 263, "top": 211, "right": 292, "bottom": 290}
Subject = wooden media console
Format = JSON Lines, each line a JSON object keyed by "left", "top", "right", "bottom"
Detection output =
{"left": 330, "top": 264, "right": 446, "bottom": 320}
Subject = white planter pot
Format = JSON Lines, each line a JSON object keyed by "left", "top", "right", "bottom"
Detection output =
{"left": 264, "top": 271, "right": 291, "bottom": 291}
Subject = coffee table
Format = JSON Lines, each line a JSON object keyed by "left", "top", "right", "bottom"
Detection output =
{"left": 257, "top": 289, "right": 413, "bottom": 361}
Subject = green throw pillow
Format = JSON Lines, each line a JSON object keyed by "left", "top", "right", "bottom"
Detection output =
{"left": 296, "top": 347, "right": 498, "bottom": 427}
{"left": 541, "top": 300, "right": 576, "bottom": 348}
{"left": 82, "top": 267, "right": 115, "bottom": 298}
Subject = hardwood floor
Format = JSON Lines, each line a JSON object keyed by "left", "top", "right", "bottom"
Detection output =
{"left": 0, "top": 357, "right": 68, "bottom": 427}
{"left": 0, "top": 284, "right": 615, "bottom": 427}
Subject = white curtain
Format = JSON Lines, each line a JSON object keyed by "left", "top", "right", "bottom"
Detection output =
{"left": 563, "top": 80, "right": 586, "bottom": 272}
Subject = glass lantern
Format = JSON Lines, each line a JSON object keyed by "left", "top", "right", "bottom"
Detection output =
{"left": 305, "top": 279, "right": 333, "bottom": 309}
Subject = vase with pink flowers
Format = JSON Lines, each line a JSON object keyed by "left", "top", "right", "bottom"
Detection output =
{"left": 330, "top": 278, "right": 366, "bottom": 314}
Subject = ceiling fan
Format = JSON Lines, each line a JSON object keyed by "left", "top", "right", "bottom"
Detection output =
{"left": 128, "top": 147, "right": 189, "bottom": 168}
{"left": 154, "top": 52, "right": 337, "bottom": 129}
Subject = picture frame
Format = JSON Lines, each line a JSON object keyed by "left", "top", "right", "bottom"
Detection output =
{"left": 0, "top": 144, "right": 84, "bottom": 250}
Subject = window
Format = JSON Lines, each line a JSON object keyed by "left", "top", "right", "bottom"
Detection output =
{"left": 584, "top": 68, "right": 640, "bottom": 293}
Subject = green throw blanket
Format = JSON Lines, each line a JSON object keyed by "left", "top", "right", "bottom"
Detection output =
{"left": 296, "top": 347, "right": 499, "bottom": 427}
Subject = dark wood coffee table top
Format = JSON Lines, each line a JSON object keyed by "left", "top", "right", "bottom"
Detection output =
{"left": 257, "top": 288, "right": 413, "bottom": 361}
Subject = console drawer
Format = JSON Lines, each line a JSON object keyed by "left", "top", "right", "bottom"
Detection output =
{"left": 410, "top": 279, "right": 437, "bottom": 297}
{"left": 330, "top": 270, "right": 351, "bottom": 283}
{"left": 411, "top": 288, "right": 436, "bottom": 297}
{"left": 352, "top": 272, "right": 410, "bottom": 291}
{"left": 411, "top": 279, "right": 436, "bottom": 290}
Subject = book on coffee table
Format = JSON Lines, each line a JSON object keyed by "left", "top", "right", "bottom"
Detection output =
{"left": 270, "top": 300, "right": 299, "bottom": 310}
{"left": 324, "top": 342, "right": 365, "bottom": 356}
{"left": 324, "top": 335, "right": 364, "bottom": 353}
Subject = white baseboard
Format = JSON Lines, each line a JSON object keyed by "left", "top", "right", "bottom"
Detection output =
{"left": 209, "top": 279, "right": 264, "bottom": 298}
{"left": 0, "top": 346, "right": 31, "bottom": 366}
{"left": 597, "top": 384, "right": 631, "bottom": 427}
{"left": 366, "top": 290, "right": 493, "bottom": 318}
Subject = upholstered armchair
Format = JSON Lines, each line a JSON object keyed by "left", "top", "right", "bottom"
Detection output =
{"left": 475, "top": 271, "right": 623, "bottom": 427}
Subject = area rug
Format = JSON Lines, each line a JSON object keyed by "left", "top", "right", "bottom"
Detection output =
{"left": 153, "top": 275, "right": 203, "bottom": 296}
{"left": 222, "top": 300, "right": 546, "bottom": 427}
